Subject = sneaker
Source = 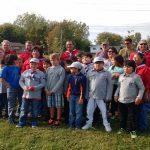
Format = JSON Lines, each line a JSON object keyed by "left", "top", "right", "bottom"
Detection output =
{"left": 82, "top": 124, "right": 92, "bottom": 130}
{"left": 48, "top": 119, "right": 55, "bottom": 125}
{"left": 117, "top": 128, "right": 125, "bottom": 135}
{"left": 105, "top": 125, "right": 112, "bottom": 132}
{"left": 32, "top": 122, "right": 38, "bottom": 128}
{"left": 130, "top": 131, "right": 137, "bottom": 139}
{"left": 16, "top": 123, "right": 24, "bottom": 128}
{"left": 54, "top": 120, "right": 60, "bottom": 126}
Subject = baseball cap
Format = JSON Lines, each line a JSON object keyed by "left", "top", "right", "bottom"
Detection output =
{"left": 67, "top": 62, "right": 82, "bottom": 69}
{"left": 30, "top": 58, "right": 39, "bottom": 63}
{"left": 93, "top": 57, "right": 104, "bottom": 63}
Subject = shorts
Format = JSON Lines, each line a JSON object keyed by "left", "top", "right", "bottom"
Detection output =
{"left": 47, "top": 94, "right": 64, "bottom": 108}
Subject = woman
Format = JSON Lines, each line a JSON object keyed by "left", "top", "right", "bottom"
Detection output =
{"left": 133, "top": 52, "right": 150, "bottom": 132}
{"left": 22, "top": 46, "right": 45, "bottom": 72}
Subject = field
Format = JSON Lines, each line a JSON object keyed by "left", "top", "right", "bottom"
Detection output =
{"left": 0, "top": 116, "right": 150, "bottom": 150}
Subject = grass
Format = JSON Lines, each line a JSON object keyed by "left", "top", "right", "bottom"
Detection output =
{"left": 0, "top": 117, "right": 150, "bottom": 150}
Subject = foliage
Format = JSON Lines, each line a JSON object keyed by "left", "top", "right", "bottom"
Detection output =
{"left": 14, "top": 13, "right": 50, "bottom": 46}
{"left": 146, "top": 36, "right": 150, "bottom": 47}
{"left": 47, "top": 20, "right": 90, "bottom": 53}
{"left": 0, "top": 23, "right": 25, "bottom": 43}
{"left": 95, "top": 32, "right": 123, "bottom": 46}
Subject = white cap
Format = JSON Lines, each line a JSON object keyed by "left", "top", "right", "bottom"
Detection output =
{"left": 30, "top": 58, "right": 39, "bottom": 63}
{"left": 68, "top": 62, "right": 82, "bottom": 69}
{"left": 93, "top": 57, "right": 104, "bottom": 63}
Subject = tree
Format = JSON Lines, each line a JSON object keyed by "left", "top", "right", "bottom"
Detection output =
{"left": 0, "top": 23, "right": 25, "bottom": 43}
{"left": 47, "top": 20, "right": 90, "bottom": 53}
{"left": 14, "top": 13, "right": 50, "bottom": 46}
{"left": 95, "top": 32, "right": 123, "bottom": 46}
{"left": 146, "top": 36, "right": 150, "bottom": 47}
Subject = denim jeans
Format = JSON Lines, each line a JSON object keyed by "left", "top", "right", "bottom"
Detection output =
{"left": 69, "top": 95, "right": 83, "bottom": 128}
{"left": 7, "top": 87, "right": 22, "bottom": 120}
{"left": 19, "top": 98, "right": 40, "bottom": 125}
{"left": 0, "top": 93, "right": 7, "bottom": 115}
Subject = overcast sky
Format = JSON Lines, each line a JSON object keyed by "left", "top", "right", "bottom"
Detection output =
{"left": 0, "top": 0, "right": 150, "bottom": 42}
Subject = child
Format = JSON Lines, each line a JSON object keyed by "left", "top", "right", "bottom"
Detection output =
{"left": 63, "top": 59, "right": 73, "bottom": 124}
{"left": 43, "top": 58, "right": 51, "bottom": 71}
{"left": 0, "top": 54, "right": 22, "bottom": 124}
{"left": 81, "top": 52, "right": 93, "bottom": 76}
{"left": 67, "top": 62, "right": 86, "bottom": 128}
{"left": 16, "top": 58, "right": 45, "bottom": 128}
{"left": 45, "top": 53, "right": 65, "bottom": 126}
{"left": 108, "top": 55, "right": 124, "bottom": 119}
{"left": 0, "top": 59, "right": 7, "bottom": 118}
{"left": 114, "top": 60, "right": 145, "bottom": 138}
{"left": 82, "top": 57, "right": 112, "bottom": 132}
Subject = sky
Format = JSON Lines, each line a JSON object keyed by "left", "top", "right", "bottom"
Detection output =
{"left": 0, "top": 0, "right": 150, "bottom": 43}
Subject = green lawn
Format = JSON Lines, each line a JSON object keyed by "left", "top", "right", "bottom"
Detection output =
{"left": 0, "top": 117, "right": 150, "bottom": 150}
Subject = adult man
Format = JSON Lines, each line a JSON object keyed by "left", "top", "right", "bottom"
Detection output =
{"left": 60, "top": 40, "right": 80, "bottom": 61}
{"left": 19, "top": 41, "right": 33, "bottom": 62}
{"left": 1, "top": 40, "right": 16, "bottom": 56}
{"left": 95, "top": 41, "right": 110, "bottom": 59}
{"left": 119, "top": 38, "right": 135, "bottom": 60}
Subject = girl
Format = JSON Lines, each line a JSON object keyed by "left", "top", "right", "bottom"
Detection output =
{"left": 108, "top": 55, "right": 124, "bottom": 119}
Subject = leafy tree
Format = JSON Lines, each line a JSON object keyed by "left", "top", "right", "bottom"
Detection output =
{"left": 0, "top": 23, "right": 25, "bottom": 43}
{"left": 47, "top": 20, "right": 90, "bottom": 53}
{"left": 95, "top": 32, "right": 123, "bottom": 46}
{"left": 14, "top": 13, "right": 50, "bottom": 46}
{"left": 146, "top": 36, "right": 150, "bottom": 47}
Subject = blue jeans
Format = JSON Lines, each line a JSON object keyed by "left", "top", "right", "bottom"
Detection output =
{"left": 0, "top": 93, "right": 7, "bottom": 115}
{"left": 69, "top": 95, "right": 83, "bottom": 128}
{"left": 19, "top": 98, "right": 40, "bottom": 125}
{"left": 7, "top": 87, "right": 22, "bottom": 120}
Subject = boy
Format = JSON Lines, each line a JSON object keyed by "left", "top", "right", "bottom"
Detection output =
{"left": 67, "top": 62, "right": 86, "bottom": 128}
{"left": 114, "top": 60, "right": 145, "bottom": 138}
{"left": 16, "top": 58, "right": 45, "bottom": 128}
{"left": 82, "top": 57, "right": 112, "bottom": 132}
{"left": 45, "top": 53, "right": 65, "bottom": 126}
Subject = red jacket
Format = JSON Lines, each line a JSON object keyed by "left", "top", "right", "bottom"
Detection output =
{"left": 136, "top": 64, "right": 150, "bottom": 89}
{"left": 19, "top": 50, "right": 31, "bottom": 62}
{"left": 22, "top": 58, "right": 45, "bottom": 72}
{"left": 60, "top": 49, "right": 80, "bottom": 61}
{"left": 130, "top": 51, "right": 150, "bottom": 67}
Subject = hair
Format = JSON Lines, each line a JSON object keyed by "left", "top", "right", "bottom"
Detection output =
{"left": 25, "top": 41, "right": 33, "bottom": 45}
{"left": 5, "top": 54, "right": 18, "bottom": 65}
{"left": 65, "top": 59, "right": 73, "bottom": 65}
{"left": 137, "top": 39, "right": 149, "bottom": 51}
{"left": 134, "top": 52, "right": 146, "bottom": 64}
{"left": 0, "top": 59, "right": 5, "bottom": 65}
{"left": 112, "top": 55, "right": 124, "bottom": 69}
{"left": 1, "top": 40, "right": 10, "bottom": 45}
{"left": 108, "top": 47, "right": 118, "bottom": 55}
{"left": 82, "top": 52, "right": 93, "bottom": 59}
{"left": 75, "top": 51, "right": 84, "bottom": 58}
{"left": 124, "top": 38, "right": 132, "bottom": 43}
{"left": 49, "top": 53, "right": 60, "bottom": 60}
{"left": 32, "top": 46, "right": 43, "bottom": 58}
{"left": 124, "top": 60, "right": 136, "bottom": 71}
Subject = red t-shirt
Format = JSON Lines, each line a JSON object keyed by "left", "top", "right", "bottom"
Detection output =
{"left": 60, "top": 49, "right": 80, "bottom": 61}
{"left": 3, "top": 50, "right": 16, "bottom": 57}
{"left": 19, "top": 50, "right": 31, "bottom": 62}
{"left": 21, "top": 58, "right": 45, "bottom": 72}
{"left": 136, "top": 64, "right": 150, "bottom": 89}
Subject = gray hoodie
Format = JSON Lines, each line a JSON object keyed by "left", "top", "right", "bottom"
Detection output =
{"left": 86, "top": 69, "right": 113, "bottom": 101}
{"left": 19, "top": 69, "right": 45, "bottom": 99}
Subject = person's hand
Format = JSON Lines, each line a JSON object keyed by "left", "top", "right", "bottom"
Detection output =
{"left": 78, "top": 99, "right": 83, "bottom": 104}
{"left": 67, "top": 97, "right": 70, "bottom": 102}
{"left": 28, "top": 86, "right": 35, "bottom": 91}
{"left": 135, "top": 97, "right": 141, "bottom": 105}
{"left": 45, "top": 90, "right": 52, "bottom": 96}
{"left": 114, "top": 73, "right": 120, "bottom": 78}
{"left": 114, "top": 96, "right": 119, "bottom": 102}
{"left": 24, "top": 86, "right": 29, "bottom": 91}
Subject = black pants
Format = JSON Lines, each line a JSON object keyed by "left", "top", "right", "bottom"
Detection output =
{"left": 118, "top": 102, "right": 137, "bottom": 131}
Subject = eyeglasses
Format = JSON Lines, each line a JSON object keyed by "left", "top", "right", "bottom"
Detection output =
{"left": 140, "top": 43, "right": 147, "bottom": 45}
{"left": 124, "top": 42, "right": 130, "bottom": 45}
{"left": 108, "top": 51, "right": 115, "bottom": 53}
